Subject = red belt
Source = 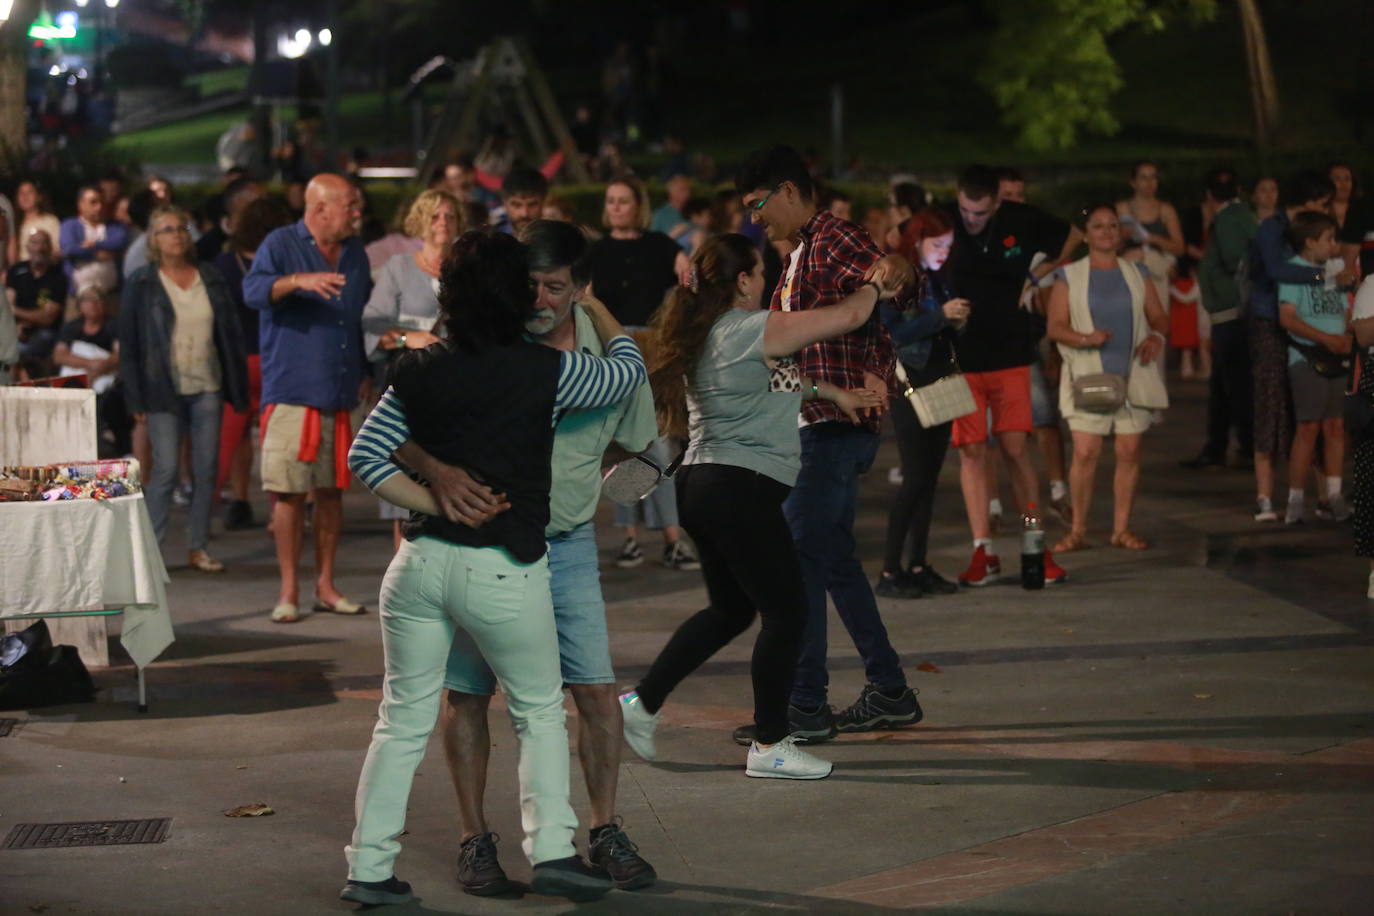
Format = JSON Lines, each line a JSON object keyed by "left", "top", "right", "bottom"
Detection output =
{"left": 261, "top": 403, "right": 351, "bottom": 488}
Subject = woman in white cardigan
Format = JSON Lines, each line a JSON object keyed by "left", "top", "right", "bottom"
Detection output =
{"left": 1046, "top": 204, "right": 1169, "bottom": 552}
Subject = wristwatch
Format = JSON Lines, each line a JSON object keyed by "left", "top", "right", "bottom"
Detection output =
{"left": 397, "top": 333, "right": 408, "bottom": 349}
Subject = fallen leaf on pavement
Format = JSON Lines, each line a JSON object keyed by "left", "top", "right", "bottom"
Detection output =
{"left": 224, "top": 803, "right": 274, "bottom": 817}
{"left": 916, "top": 662, "right": 942, "bottom": 673}
{"left": 1193, "top": 693, "right": 1213, "bottom": 700}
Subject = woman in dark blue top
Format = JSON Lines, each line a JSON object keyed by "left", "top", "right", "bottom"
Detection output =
{"left": 876, "top": 207, "right": 970, "bottom": 598}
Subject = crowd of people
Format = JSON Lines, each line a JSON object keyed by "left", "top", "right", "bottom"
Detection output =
{"left": 2, "top": 145, "right": 1372, "bottom": 906}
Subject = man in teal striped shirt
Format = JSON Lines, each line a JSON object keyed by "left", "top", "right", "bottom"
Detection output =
{"left": 394, "top": 221, "right": 660, "bottom": 894}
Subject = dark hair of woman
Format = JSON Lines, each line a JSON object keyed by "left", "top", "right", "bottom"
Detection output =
{"left": 1077, "top": 201, "right": 1119, "bottom": 230}
{"left": 437, "top": 229, "right": 535, "bottom": 352}
{"left": 647, "top": 233, "right": 759, "bottom": 438}
{"left": 230, "top": 197, "right": 293, "bottom": 254}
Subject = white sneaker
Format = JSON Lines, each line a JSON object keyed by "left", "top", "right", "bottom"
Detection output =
{"left": 1253, "top": 497, "right": 1277, "bottom": 523}
{"left": 887, "top": 466, "right": 903, "bottom": 486}
{"left": 1284, "top": 499, "right": 1304, "bottom": 525}
{"left": 1328, "top": 494, "right": 1352, "bottom": 523}
{"left": 619, "top": 692, "right": 659, "bottom": 761}
{"left": 746, "top": 735, "right": 833, "bottom": 780}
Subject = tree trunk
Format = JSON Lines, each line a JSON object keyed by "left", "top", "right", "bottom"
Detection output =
{"left": 1238, "top": 0, "right": 1280, "bottom": 161}
{"left": 0, "top": 0, "right": 39, "bottom": 158}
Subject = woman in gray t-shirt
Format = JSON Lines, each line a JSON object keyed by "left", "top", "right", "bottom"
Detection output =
{"left": 618, "top": 233, "right": 898, "bottom": 781}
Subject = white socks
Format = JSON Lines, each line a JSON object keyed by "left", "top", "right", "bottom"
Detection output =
{"left": 1050, "top": 480, "right": 1067, "bottom": 502}
{"left": 1327, "top": 477, "right": 1342, "bottom": 499}
{"left": 973, "top": 537, "right": 995, "bottom": 554}
{"left": 1287, "top": 488, "right": 1305, "bottom": 507}
{"left": 988, "top": 498, "right": 1003, "bottom": 517}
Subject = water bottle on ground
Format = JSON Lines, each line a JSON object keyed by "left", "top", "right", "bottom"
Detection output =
{"left": 1021, "top": 504, "right": 1045, "bottom": 590}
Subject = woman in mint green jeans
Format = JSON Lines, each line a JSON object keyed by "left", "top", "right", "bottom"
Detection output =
{"left": 341, "top": 230, "right": 646, "bottom": 906}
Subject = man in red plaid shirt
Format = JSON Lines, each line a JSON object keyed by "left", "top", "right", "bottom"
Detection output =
{"left": 730, "top": 146, "right": 925, "bottom": 747}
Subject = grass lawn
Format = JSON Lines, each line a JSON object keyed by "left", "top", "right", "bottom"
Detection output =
{"left": 107, "top": 0, "right": 1367, "bottom": 184}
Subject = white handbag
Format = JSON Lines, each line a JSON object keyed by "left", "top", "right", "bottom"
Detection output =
{"left": 601, "top": 452, "right": 685, "bottom": 506}
{"left": 896, "top": 357, "right": 976, "bottom": 429}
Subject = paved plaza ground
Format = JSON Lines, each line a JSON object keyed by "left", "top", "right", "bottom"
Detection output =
{"left": 3, "top": 381, "right": 1372, "bottom": 915}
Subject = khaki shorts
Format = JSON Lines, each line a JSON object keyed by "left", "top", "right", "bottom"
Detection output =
{"left": 1066, "top": 401, "right": 1154, "bottom": 437}
{"left": 261, "top": 403, "right": 344, "bottom": 493}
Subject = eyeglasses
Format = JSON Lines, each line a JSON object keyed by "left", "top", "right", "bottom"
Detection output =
{"left": 746, "top": 185, "right": 782, "bottom": 212}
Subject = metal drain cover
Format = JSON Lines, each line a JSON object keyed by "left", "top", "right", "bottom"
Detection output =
{"left": 0, "top": 718, "right": 15, "bottom": 737}
{"left": 3, "top": 818, "right": 172, "bottom": 850}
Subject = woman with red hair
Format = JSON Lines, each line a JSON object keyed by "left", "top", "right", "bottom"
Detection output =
{"left": 875, "top": 207, "right": 971, "bottom": 598}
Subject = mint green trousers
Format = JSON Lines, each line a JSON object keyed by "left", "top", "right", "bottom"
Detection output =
{"left": 345, "top": 535, "right": 577, "bottom": 881}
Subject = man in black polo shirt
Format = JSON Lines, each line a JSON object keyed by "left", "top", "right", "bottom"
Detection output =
{"left": 945, "top": 165, "right": 1082, "bottom": 586}
{"left": 5, "top": 228, "right": 67, "bottom": 364}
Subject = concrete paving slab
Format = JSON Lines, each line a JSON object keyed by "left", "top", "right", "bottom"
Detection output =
{"left": 2, "top": 382, "right": 1372, "bottom": 914}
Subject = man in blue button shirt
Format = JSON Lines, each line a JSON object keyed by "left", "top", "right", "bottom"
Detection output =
{"left": 244, "top": 174, "right": 372, "bottom": 623}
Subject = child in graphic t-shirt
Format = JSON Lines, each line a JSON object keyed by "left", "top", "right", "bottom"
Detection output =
{"left": 1277, "top": 211, "right": 1352, "bottom": 524}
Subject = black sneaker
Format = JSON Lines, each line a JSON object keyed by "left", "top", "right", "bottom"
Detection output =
{"left": 615, "top": 537, "right": 644, "bottom": 568}
{"left": 874, "top": 571, "right": 923, "bottom": 599}
{"left": 662, "top": 541, "right": 701, "bottom": 571}
{"left": 731, "top": 703, "right": 837, "bottom": 746}
{"left": 530, "top": 855, "right": 613, "bottom": 902}
{"left": 910, "top": 566, "right": 958, "bottom": 595}
{"left": 835, "top": 683, "right": 924, "bottom": 733}
{"left": 456, "top": 832, "right": 514, "bottom": 896}
{"left": 340, "top": 876, "right": 413, "bottom": 906}
{"left": 223, "top": 499, "right": 255, "bottom": 530}
{"left": 588, "top": 818, "right": 656, "bottom": 890}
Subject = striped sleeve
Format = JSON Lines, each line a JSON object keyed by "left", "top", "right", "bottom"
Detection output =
{"left": 348, "top": 387, "right": 412, "bottom": 491}
{"left": 554, "top": 334, "right": 647, "bottom": 410}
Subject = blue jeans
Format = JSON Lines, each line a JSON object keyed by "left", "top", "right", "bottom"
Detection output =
{"left": 444, "top": 521, "right": 615, "bottom": 693}
{"left": 785, "top": 423, "right": 907, "bottom": 709}
{"left": 144, "top": 390, "right": 222, "bottom": 552}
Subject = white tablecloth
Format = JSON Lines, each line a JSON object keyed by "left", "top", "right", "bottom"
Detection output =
{"left": 0, "top": 493, "right": 174, "bottom": 668}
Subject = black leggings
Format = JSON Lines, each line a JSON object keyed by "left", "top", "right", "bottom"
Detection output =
{"left": 883, "top": 394, "right": 952, "bottom": 573}
{"left": 635, "top": 463, "right": 805, "bottom": 744}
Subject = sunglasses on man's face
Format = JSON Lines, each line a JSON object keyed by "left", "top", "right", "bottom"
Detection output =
{"left": 746, "top": 185, "right": 783, "bottom": 212}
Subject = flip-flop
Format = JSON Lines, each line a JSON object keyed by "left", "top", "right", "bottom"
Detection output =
{"left": 314, "top": 595, "right": 367, "bottom": 615}
{"left": 270, "top": 602, "right": 305, "bottom": 623}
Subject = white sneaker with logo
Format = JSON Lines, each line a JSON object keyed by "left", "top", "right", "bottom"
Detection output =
{"left": 746, "top": 735, "right": 833, "bottom": 780}
{"left": 619, "top": 692, "right": 660, "bottom": 761}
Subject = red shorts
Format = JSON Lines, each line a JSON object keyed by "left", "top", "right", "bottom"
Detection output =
{"left": 951, "top": 366, "right": 1034, "bottom": 448}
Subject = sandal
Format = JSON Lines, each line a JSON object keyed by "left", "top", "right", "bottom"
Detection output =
{"left": 1110, "top": 531, "right": 1149, "bottom": 550}
{"left": 270, "top": 602, "right": 306, "bottom": 624}
{"left": 1052, "top": 531, "right": 1090, "bottom": 553}
{"left": 314, "top": 595, "right": 367, "bottom": 615}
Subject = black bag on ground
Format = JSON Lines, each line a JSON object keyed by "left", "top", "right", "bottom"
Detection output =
{"left": 0, "top": 620, "right": 97, "bottom": 710}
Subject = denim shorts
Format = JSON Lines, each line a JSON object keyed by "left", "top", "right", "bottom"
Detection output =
{"left": 443, "top": 521, "right": 615, "bottom": 694}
